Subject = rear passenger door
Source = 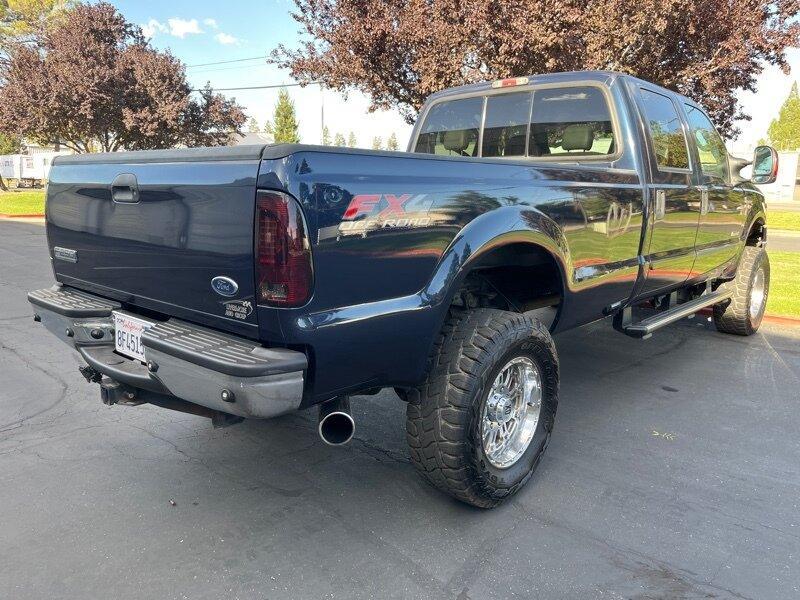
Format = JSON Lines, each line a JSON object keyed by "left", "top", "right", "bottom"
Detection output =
{"left": 683, "top": 104, "right": 745, "bottom": 276}
{"left": 635, "top": 87, "right": 700, "bottom": 296}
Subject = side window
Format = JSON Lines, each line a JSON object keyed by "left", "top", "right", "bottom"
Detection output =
{"left": 481, "top": 92, "right": 532, "bottom": 157}
{"left": 685, "top": 105, "right": 728, "bottom": 182}
{"left": 414, "top": 97, "right": 483, "bottom": 157}
{"left": 528, "top": 86, "right": 615, "bottom": 157}
{"left": 639, "top": 88, "right": 690, "bottom": 170}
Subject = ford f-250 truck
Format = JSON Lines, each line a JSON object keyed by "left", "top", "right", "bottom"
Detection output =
{"left": 28, "top": 71, "right": 778, "bottom": 508}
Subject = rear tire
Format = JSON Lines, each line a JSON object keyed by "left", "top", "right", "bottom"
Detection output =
{"left": 713, "top": 246, "right": 769, "bottom": 336}
{"left": 405, "top": 308, "right": 559, "bottom": 508}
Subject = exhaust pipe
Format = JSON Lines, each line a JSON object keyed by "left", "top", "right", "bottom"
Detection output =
{"left": 318, "top": 396, "right": 355, "bottom": 446}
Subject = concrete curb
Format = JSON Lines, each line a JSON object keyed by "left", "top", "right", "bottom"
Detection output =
{"left": 763, "top": 314, "right": 800, "bottom": 327}
{"left": 697, "top": 307, "right": 800, "bottom": 327}
{"left": 0, "top": 213, "right": 45, "bottom": 218}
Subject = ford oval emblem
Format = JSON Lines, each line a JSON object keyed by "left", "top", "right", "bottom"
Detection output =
{"left": 211, "top": 276, "right": 239, "bottom": 297}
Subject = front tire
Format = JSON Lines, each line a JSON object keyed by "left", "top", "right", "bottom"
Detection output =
{"left": 406, "top": 308, "right": 559, "bottom": 508}
{"left": 713, "top": 246, "right": 770, "bottom": 336}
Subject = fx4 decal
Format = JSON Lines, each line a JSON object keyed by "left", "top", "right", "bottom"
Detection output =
{"left": 336, "top": 193, "right": 434, "bottom": 237}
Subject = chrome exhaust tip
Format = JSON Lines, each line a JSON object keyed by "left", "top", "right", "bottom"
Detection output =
{"left": 318, "top": 396, "right": 354, "bottom": 446}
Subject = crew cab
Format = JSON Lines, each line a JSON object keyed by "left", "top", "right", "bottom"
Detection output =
{"left": 28, "top": 71, "right": 777, "bottom": 507}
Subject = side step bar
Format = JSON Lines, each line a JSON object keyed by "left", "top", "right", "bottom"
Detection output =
{"left": 614, "top": 290, "right": 732, "bottom": 339}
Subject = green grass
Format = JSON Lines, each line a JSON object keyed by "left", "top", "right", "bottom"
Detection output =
{"left": 0, "top": 190, "right": 45, "bottom": 215}
{"left": 767, "top": 251, "right": 800, "bottom": 318}
{"left": 768, "top": 211, "right": 800, "bottom": 232}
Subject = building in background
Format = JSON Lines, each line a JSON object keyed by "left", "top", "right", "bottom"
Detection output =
{"left": 232, "top": 131, "right": 275, "bottom": 146}
{"left": 758, "top": 151, "right": 800, "bottom": 203}
{"left": 729, "top": 142, "right": 800, "bottom": 204}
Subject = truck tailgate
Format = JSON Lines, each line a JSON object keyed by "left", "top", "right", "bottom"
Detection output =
{"left": 45, "top": 147, "right": 264, "bottom": 338}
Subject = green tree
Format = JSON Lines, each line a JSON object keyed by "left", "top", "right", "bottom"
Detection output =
{"left": 371, "top": 136, "right": 382, "bottom": 150}
{"left": 267, "top": 87, "right": 300, "bottom": 143}
{"left": 322, "top": 124, "right": 331, "bottom": 145}
{"left": 333, "top": 132, "right": 345, "bottom": 146}
{"left": 347, "top": 131, "right": 357, "bottom": 147}
{"left": 0, "top": 131, "right": 20, "bottom": 154}
{"left": 0, "top": 0, "right": 73, "bottom": 48}
{"left": 247, "top": 117, "right": 260, "bottom": 133}
{"left": 386, "top": 132, "right": 398, "bottom": 151}
{"left": 768, "top": 82, "right": 800, "bottom": 151}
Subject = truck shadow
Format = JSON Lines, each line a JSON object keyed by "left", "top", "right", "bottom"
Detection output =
{"left": 182, "top": 316, "right": 799, "bottom": 511}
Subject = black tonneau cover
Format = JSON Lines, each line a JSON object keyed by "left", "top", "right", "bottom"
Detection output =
{"left": 54, "top": 144, "right": 269, "bottom": 165}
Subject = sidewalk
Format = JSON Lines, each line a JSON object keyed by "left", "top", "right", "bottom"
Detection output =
{"left": 770, "top": 202, "right": 800, "bottom": 212}
{"left": 770, "top": 230, "right": 800, "bottom": 251}
{"left": 0, "top": 214, "right": 44, "bottom": 224}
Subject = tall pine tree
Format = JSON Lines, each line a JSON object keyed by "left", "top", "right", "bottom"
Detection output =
{"left": 768, "top": 82, "right": 800, "bottom": 151}
{"left": 267, "top": 88, "right": 300, "bottom": 143}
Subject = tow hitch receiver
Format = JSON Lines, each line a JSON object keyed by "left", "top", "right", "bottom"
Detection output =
{"left": 99, "top": 377, "right": 143, "bottom": 406}
{"left": 81, "top": 364, "right": 244, "bottom": 428}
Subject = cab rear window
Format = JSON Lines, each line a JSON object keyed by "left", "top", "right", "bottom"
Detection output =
{"left": 413, "top": 97, "right": 482, "bottom": 157}
{"left": 414, "top": 85, "right": 616, "bottom": 160}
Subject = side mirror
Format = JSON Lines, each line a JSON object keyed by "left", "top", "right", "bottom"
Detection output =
{"left": 752, "top": 145, "right": 778, "bottom": 185}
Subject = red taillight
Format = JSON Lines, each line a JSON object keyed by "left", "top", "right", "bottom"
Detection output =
{"left": 255, "top": 191, "right": 313, "bottom": 307}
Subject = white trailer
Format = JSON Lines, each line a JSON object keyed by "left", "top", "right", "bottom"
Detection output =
{"left": 0, "top": 152, "right": 70, "bottom": 186}
{"left": 756, "top": 150, "right": 800, "bottom": 204}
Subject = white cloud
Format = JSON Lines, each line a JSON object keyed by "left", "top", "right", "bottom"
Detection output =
{"left": 214, "top": 32, "right": 239, "bottom": 45}
{"left": 167, "top": 18, "right": 203, "bottom": 38}
{"left": 141, "top": 19, "right": 167, "bottom": 39}
{"left": 203, "top": 18, "right": 219, "bottom": 29}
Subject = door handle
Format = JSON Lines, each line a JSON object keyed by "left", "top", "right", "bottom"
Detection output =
{"left": 111, "top": 173, "right": 140, "bottom": 203}
{"left": 654, "top": 190, "right": 666, "bottom": 220}
{"left": 695, "top": 185, "right": 710, "bottom": 216}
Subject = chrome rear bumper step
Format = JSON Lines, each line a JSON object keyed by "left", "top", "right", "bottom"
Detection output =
{"left": 28, "top": 285, "right": 308, "bottom": 420}
{"left": 29, "top": 285, "right": 120, "bottom": 318}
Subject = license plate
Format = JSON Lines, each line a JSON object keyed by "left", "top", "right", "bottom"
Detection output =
{"left": 113, "top": 312, "right": 153, "bottom": 362}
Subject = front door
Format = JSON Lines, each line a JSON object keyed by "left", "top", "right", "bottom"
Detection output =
{"left": 635, "top": 87, "right": 700, "bottom": 296}
{"left": 683, "top": 104, "right": 745, "bottom": 277}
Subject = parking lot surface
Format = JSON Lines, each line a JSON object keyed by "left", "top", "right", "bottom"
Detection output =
{"left": 1, "top": 221, "right": 799, "bottom": 599}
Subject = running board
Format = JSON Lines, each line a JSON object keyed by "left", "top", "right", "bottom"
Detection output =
{"left": 614, "top": 290, "right": 732, "bottom": 339}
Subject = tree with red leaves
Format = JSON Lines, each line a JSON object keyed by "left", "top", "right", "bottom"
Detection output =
{"left": 0, "top": 2, "right": 245, "bottom": 152}
{"left": 273, "top": 0, "right": 800, "bottom": 138}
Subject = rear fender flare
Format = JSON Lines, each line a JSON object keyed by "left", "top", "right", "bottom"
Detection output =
{"left": 422, "top": 205, "right": 570, "bottom": 312}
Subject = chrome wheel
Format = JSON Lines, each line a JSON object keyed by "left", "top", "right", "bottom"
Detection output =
{"left": 480, "top": 356, "right": 542, "bottom": 469}
{"left": 749, "top": 266, "right": 766, "bottom": 319}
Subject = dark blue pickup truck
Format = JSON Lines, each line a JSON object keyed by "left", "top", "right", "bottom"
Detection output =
{"left": 29, "top": 71, "right": 778, "bottom": 507}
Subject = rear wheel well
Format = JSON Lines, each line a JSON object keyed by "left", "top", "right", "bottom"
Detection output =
{"left": 450, "top": 243, "right": 563, "bottom": 316}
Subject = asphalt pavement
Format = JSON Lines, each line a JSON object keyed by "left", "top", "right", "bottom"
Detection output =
{"left": 1, "top": 221, "right": 799, "bottom": 600}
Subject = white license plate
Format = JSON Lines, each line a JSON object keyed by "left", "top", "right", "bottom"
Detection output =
{"left": 113, "top": 312, "right": 153, "bottom": 362}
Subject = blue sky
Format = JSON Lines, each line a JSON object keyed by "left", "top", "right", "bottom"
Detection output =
{"left": 111, "top": 1, "right": 798, "bottom": 152}
{"left": 111, "top": 0, "right": 413, "bottom": 147}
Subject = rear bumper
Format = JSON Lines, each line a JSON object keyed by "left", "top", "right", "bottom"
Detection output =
{"left": 28, "top": 285, "right": 307, "bottom": 419}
